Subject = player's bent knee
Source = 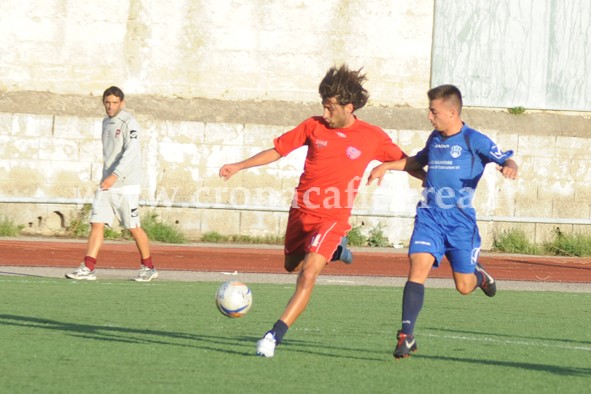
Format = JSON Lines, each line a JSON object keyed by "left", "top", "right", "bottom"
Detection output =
{"left": 455, "top": 283, "right": 474, "bottom": 295}
{"left": 297, "top": 269, "right": 319, "bottom": 289}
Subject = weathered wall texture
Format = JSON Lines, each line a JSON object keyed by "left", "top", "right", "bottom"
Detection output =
{"left": 0, "top": 0, "right": 433, "bottom": 107}
{"left": 0, "top": 1, "right": 590, "bottom": 249}
{"left": 1, "top": 99, "right": 590, "bottom": 249}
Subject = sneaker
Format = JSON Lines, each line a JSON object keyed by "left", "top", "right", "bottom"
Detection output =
{"left": 393, "top": 330, "right": 418, "bottom": 359}
{"left": 475, "top": 263, "right": 496, "bottom": 297}
{"left": 332, "top": 237, "right": 353, "bottom": 264}
{"left": 65, "top": 263, "right": 96, "bottom": 281}
{"left": 256, "top": 332, "right": 277, "bottom": 357}
{"left": 134, "top": 265, "right": 159, "bottom": 282}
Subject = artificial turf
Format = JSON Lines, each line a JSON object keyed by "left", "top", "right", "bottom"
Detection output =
{"left": 0, "top": 276, "right": 589, "bottom": 393}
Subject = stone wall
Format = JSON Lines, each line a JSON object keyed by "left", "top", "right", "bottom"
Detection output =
{"left": 1, "top": 94, "right": 590, "bottom": 249}
{"left": 0, "top": 0, "right": 433, "bottom": 107}
{"left": 0, "top": 1, "right": 590, "bottom": 249}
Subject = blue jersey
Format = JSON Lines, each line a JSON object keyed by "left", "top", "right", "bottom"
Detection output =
{"left": 416, "top": 123, "right": 513, "bottom": 210}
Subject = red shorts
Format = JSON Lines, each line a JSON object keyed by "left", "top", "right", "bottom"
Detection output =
{"left": 284, "top": 208, "right": 351, "bottom": 261}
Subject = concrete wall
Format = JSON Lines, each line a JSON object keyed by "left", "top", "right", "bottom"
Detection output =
{"left": 432, "top": 0, "right": 591, "bottom": 111}
{"left": 1, "top": 1, "right": 590, "bottom": 249}
{"left": 0, "top": 0, "right": 433, "bottom": 107}
{"left": 1, "top": 102, "right": 591, "bottom": 249}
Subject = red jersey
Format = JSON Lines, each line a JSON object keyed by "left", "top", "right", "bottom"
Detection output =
{"left": 273, "top": 116, "right": 406, "bottom": 220}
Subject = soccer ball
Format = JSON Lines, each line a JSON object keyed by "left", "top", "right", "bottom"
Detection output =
{"left": 215, "top": 281, "right": 253, "bottom": 318}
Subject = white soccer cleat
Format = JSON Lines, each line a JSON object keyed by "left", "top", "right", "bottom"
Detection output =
{"left": 134, "top": 265, "right": 159, "bottom": 282}
{"left": 256, "top": 332, "right": 277, "bottom": 357}
{"left": 65, "top": 263, "right": 96, "bottom": 281}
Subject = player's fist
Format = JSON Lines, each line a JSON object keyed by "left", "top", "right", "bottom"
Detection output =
{"left": 497, "top": 159, "right": 518, "bottom": 180}
{"left": 219, "top": 163, "right": 240, "bottom": 180}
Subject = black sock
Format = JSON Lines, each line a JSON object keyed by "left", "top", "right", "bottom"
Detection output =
{"left": 269, "top": 319, "right": 289, "bottom": 344}
{"left": 330, "top": 246, "right": 342, "bottom": 261}
{"left": 474, "top": 269, "right": 484, "bottom": 290}
{"left": 401, "top": 281, "right": 425, "bottom": 336}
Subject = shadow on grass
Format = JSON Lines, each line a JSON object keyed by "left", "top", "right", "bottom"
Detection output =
{"left": 0, "top": 314, "right": 384, "bottom": 362}
{"left": 417, "top": 354, "right": 591, "bottom": 377}
{"left": 0, "top": 271, "right": 46, "bottom": 278}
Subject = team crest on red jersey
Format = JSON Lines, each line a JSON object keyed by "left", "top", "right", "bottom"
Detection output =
{"left": 346, "top": 146, "right": 361, "bottom": 159}
{"left": 316, "top": 139, "right": 328, "bottom": 149}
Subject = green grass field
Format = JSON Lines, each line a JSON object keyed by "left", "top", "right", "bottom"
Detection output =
{"left": 0, "top": 276, "right": 589, "bottom": 393}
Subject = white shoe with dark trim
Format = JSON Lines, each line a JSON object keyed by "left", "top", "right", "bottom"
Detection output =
{"left": 256, "top": 332, "right": 277, "bottom": 357}
{"left": 134, "top": 265, "right": 159, "bottom": 282}
{"left": 65, "top": 263, "right": 96, "bottom": 281}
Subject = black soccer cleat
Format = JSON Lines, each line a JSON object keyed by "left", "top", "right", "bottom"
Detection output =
{"left": 331, "top": 237, "right": 353, "bottom": 264}
{"left": 393, "top": 330, "right": 418, "bottom": 359}
{"left": 475, "top": 263, "right": 497, "bottom": 297}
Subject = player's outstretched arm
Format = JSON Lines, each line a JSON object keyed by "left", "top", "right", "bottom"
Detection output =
{"left": 497, "top": 158, "right": 518, "bottom": 180}
{"left": 219, "top": 148, "right": 282, "bottom": 180}
{"left": 367, "top": 156, "right": 423, "bottom": 186}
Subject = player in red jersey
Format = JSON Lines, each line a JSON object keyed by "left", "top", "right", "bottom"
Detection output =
{"left": 219, "top": 64, "right": 424, "bottom": 357}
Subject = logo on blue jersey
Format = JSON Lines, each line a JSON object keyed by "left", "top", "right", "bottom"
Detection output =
{"left": 450, "top": 145, "right": 462, "bottom": 158}
{"left": 471, "top": 247, "right": 481, "bottom": 264}
{"left": 490, "top": 145, "right": 506, "bottom": 160}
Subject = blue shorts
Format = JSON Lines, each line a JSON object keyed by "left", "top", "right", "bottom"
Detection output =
{"left": 408, "top": 207, "right": 481, "bottom": 273}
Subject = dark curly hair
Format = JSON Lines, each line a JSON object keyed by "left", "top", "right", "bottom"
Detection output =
{"left": 318, "top": 65, "right": 369, "bottom": 111}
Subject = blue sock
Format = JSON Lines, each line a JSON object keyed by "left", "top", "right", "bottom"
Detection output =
{"left": 268, "top": 320, "right": 289, "bottom": 344}
{"left": 401, "top": 281, "right": 425, "bottom": 336}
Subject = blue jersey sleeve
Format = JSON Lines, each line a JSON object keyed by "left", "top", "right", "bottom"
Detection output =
{"left": 471, "top": 131, "right": 514, "bottom": 166}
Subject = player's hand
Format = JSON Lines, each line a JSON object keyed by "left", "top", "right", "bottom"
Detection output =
{"left": 219, "top": 163, "right": 241, "bottom": 180}
{"left": 367, "top": 164, "right": 388, "bottom": 186}
{"left": 100, "top": 174, "right": 118, "bottom": 189}
{"left": 497, "top": 159, "right": 518, "bottom": 180}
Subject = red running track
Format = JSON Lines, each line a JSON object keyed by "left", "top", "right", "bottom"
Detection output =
{"left": 1, "top": 239, "right": 590, "bottom": 283}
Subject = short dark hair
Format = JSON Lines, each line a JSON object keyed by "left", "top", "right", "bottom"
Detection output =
{"left": 428, "top": 84, "right": 462, "bottom": 112}
{"left": 319, "top": 64, "right": 369, "bottom": 111}
{"left": 102, "top": 86, "right": 125, "bottom": 101}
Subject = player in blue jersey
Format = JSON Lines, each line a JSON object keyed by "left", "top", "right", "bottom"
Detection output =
{"left": 368, "top": 84, "right": 518, "bottom": 358}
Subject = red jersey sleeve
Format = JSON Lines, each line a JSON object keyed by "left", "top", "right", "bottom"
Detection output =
{"left": 374, "top": 130, "right": 407, "bottom": 162}
{"left": 273, "top": 118, "right": 314, "bottom": 157}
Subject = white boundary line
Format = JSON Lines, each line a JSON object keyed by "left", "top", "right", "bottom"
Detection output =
{"left": 421, "top": 332, "right": 591, "bottom": 352}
